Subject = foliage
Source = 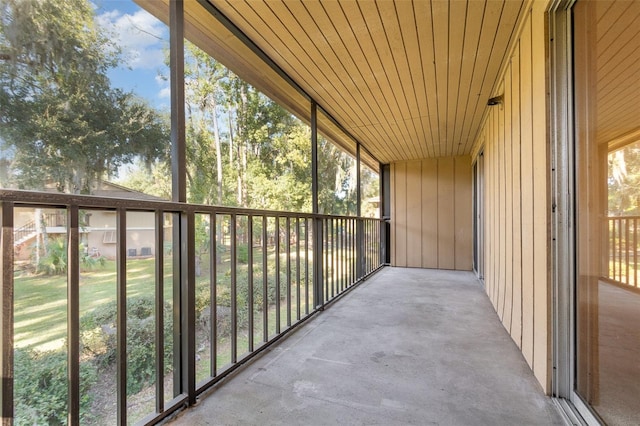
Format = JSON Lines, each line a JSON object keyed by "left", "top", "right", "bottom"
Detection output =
{"left": 0, "top": 0, "right": 169, "bottom": 193}
{"left": 317, "top": 136, "right": 358, "bottom": 215}
{"left": 31, "top": 236, "right": 106, "bottom": 275}
{"left": 177, "top": 40, "right": 367, "bottom": 215}
{"left": 80, "top": 296, "right": 174, "bottom": 395}
{"left": 116, "top": 159, "right": 172, "bottom": 200}
{"left": 33, "top": 237, "right": 67, "bottom": 275}
{"left": 14, "top": 347, "right": 96, "bottom": 425}
{"left": 0, "top": 0, "right": 379, "bottom": 211}
{"left": 609, "top": 142, "right": 640, "bottom": 216}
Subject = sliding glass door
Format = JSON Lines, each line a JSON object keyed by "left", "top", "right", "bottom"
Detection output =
{"left": 573, "top": 0, "right": 640, "bottom": 423}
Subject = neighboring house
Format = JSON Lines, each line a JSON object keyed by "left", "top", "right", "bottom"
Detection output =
{"left": 13, "top": 181, "right": 170, "bottom": 261}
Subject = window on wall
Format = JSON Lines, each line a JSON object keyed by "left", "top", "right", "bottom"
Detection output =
{"left": 0, "top": 0, "right": 171, "bottom": 198}
{"left": 573, "top": 0, "right": 640, "bottom": 424}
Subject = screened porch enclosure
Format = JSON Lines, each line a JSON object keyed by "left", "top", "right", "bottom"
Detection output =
{"left": 9, "top": 0, "right": 636, "bottom": 424}
{"left": 1, "top": 188, "right": 384, "bottom": 425}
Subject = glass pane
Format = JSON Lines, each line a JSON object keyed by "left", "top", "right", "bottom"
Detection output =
{"left": 125, "top": 211, "right": 156, "bottom": 424}
{"left": 317, "top": 110, "right": 358, "bottom": 216}
{"left": 236, "top": 215, "right": 250, "bottom": 357}
{"left": 182, "top": 41, "right": 312, "bottom": 211}
{"left": 215, "top": 214, "right": 232, "bottom": 371}
{"left": 14, "top": 207, "right": 69, "bottom": 425}
{"left": 79, "top": 209, "right": 117, "bottom": 426}
{"left": 317, "top": 136, "right": 358, "bottom": 216}
{"left": 574, "top": 1, "right": 640, "bottom": 424}
{"left": 266, "top": 217, "right": 279, "bottom": 340}
{"left": 251, "top": 216, "right": 265, "bottom": 347}
{"left": 360, "top": 163, "right": 380, "bottom": 218}
{"left": 163, "top": 213, "right": 177, "bottom": 406}
{"left": 0, "top": 0, "right": 171, "bottom": 198}
{"left": 194, "top": 213, "right": 211, "bottom": 383}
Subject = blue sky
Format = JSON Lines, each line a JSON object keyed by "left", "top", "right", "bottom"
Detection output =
{"left": 93, "top": 1, "right": 170, "bottom": 109}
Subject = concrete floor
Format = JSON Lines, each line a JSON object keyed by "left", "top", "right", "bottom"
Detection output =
{"left": 168, "top": 267, "right": 565, "bottom": 425}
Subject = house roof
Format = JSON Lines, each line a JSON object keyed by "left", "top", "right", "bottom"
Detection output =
{"left": 139, "top": 0, "right": 530, "bottom": 165}
{"left": 91, "top": 181, "right": 168, "bottom": 201}
{"left": 42, "top": 180, "right": 167, "bottom": 201}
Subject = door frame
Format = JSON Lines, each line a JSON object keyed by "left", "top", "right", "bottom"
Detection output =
{"left": 549, "top": 1, "right": 607, "bottom": 424}
{"left": 473, "top": 150, "right": 485, "bottom": 281}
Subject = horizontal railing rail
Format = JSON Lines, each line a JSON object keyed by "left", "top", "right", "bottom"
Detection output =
{"left": 606, "top": 216, "right": 640, "bottom": 288}
{"left": 0, "top": 189, "right": 384, "bottom": 425}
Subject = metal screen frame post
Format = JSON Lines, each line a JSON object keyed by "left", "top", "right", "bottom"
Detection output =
{"left": 169, "top": 0, "right": 187, "bottom": 402}
{"left": 155, "top": 211, "right": 165, "bottom": 413}
{"left": 381, "top": 164, "right": 391, "bottom": 265}
{"left": 181, "top": 211, "right": 196, "bottom": 404}
{"left": 170, "top": 0, "right": 186, "bottom": 204}
{"left": 311, "top": 102, "right": 324, "bottom": 308}
{"left": 210, "top": 213, "right": 218, "bottom": 377}
{"left": 67, "top": 206, "right": 80, "bottom": 425}
{"left": 230, "top": 214, "right": 238, "bottom": 363}
{"left": 116, "top": 209, "right": 127, "bottom": 425}
{"left": 1, "top": 202, "right": 14, "bottom": 423}
{"left": 356, "top": 144, "right": 364, "bottom": 280}
{"left": 247, "top": 216, "right": 254, "bottom": 352}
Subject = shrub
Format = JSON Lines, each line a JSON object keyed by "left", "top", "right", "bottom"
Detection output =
{"left": 14, "top": 347, "right": 96, "bottom": 425}
{"left": 236, "top": 245, "right": 249, "bottom": 264}
{"left": 80, "top": 296, "right": 174, "bottom": 395}
{"left": 33, "top": 237, "right": 67, "bottom": 275}
{"left": 31, "top": 237, "right": 106, "bottom": 275}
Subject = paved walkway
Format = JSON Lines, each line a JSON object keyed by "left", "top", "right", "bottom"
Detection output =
{"left": 169, "top": 267, "right": 565, "bottom": 425}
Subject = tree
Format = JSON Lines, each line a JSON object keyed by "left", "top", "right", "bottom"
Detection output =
{"left": 317, "top": 137, "right": 358, "bottom": 216}
{"left": 0, "top": 0, "right": 169, "bottom": 193}
{"left": 608, "top": 142, "right": 640, "bottom": 216}
{"left": 136, "top": 38, "right": 360, "bottom": 216}
{"left": 183, "top": 41, "right": 226, "bottom": 205}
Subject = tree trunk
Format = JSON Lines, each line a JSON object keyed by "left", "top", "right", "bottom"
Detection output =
{"left": 212, "top": 101, "right": 223, "bottom": 207}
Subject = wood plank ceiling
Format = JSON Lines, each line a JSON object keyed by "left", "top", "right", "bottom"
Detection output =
{"left": 207, "top": 0, "right": 528, "bottom": 164}
{"left": 594, "top": 0, "right": 640, "bottom": 148}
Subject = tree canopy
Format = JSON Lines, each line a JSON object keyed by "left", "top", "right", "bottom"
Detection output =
{"left": 0, "top": 0, "right": 378, "bottom": 214}
{"left": 608, "top": 141, "right": 640, "bottom": 216}
{"left": 0, "top": 0, "right": 169, "bottom": 193}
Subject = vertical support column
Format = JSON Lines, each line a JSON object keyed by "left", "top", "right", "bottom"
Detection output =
{"left": 1, "top": 202, "right": 14, "bottom": 423}
{"left": 230, "top": 214, "right": 237, "bottom": 363}
{"left": 210, "top": 213, "right": 218, "bottom": 376}
{"left": 171, "top": 0, "right": 186, "bottom": 204}
{"left": 381, "top": 164, "right": 391, "bottom": 265}
{"left": 247, "top": 215, "right": 254, "bottom": 352}
{"left": 67, "top": 206, "right": 80, "bottom": 425}
{"left": 356, "top": 144, "right": 364, "bottom": 280}
{"left": 311, "top": 102, "right": 324, "bottom": 308}
{"left": 155, "top": 211, "right": 165, "bottom": 413}
{"left": 274, "top": 217, "right": 281, "bottom": 332}
{"left": 169, "top": 0, "right": 189, "bottom": 402}
{"left": 116, "top": 209, "right": 127, "bottom": 425}
{"left": 181, "top": 210, "right": 196, "bottom": 404}
{"left": 285, "top": 217, "right": 291, "bottom": 327}
{"left": 262, "top": 216, "right": 268, "bottom": 341}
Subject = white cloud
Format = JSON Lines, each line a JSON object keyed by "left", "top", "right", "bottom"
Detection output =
{"left": 158, "top": 87, "right": 170, "bottom": 99}
{"left": 155, "top": 75, "right": 170, "bottom": 99}
{"left": 96, "top": 8, "right": 168, "bottom": 70}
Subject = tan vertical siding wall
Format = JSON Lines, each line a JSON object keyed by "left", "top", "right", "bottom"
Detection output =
{"left": 390, "top": 156, "right": 472, "bottom": 271}
{"left": 472, "top": 3, "right": 550, "bottom": 392}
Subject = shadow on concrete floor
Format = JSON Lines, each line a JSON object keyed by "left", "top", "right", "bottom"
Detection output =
{"left": 168, "top": 267, "right": 564, "bottom": 426}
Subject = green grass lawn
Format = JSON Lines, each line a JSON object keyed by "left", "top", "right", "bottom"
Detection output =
{"left": 14, "top": 257, "right": 176, "bottom": 351}
{"left": 14, "top": 246, "right": 321, "bottom": 352}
